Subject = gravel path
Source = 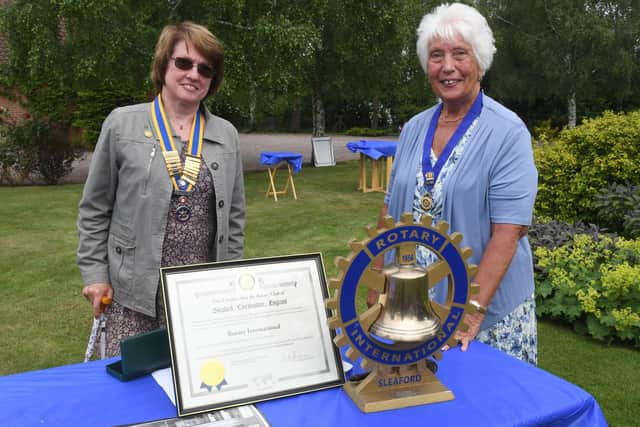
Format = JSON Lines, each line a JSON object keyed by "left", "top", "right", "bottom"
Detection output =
{"left": 62, "top": 133, "right": 397, "bottom": 184}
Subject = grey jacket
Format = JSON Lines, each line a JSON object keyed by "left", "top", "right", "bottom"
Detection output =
{"left": 77, "top": 102, "right": 245, "bottom": 317}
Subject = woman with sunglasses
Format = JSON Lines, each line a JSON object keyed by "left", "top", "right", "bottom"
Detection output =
{"left": 77, "top": 22, "right": 245, "bottom": 357}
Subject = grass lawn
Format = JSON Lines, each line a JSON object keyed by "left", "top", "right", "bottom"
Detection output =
{"left": 1, "top": 159, "right": 638, "bottom": 425}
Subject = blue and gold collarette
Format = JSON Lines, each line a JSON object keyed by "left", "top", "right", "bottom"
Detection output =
{"left": 151, "top": 95, "right": 204, "bottom": 194}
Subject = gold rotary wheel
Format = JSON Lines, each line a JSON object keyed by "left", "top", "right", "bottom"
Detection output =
{"left": 326, "top": 213, "right": 481, "bottom": 371}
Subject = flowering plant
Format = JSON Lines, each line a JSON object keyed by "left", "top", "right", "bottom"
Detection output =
{"left": 536, "top": 234, "right": 640, "bottom": 347}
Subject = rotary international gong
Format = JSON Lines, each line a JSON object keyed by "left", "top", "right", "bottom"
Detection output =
{"left": 325, "top": 213, "right": 482, "bottom": 412}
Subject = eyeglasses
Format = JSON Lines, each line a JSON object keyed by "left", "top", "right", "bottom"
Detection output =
{"left": 171, "top": 57, "right": 216, "bottom": 79}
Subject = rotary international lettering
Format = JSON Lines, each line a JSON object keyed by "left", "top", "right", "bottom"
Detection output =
{"left": 373, "top": 227, "right": 443, "bottom": 251}
{"left": 227, "top": 323, "right": 281, "bottom": 337}
{"left": 346, "top": 309, "right": 463, "bottom": 364}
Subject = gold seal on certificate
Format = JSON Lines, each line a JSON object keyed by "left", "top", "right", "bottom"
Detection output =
{"left": 199, "top": 360, "right": 227, "bottom": 392}
{"left": 325, "top": 213, "right": 483, "bottom": 412}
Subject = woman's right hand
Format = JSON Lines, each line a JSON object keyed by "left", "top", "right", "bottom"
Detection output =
{"left": 82, "top": 283, "right": 113, "bottom": 318}
{"left": 366, "top": 289, "right": 379, "bottom": 308}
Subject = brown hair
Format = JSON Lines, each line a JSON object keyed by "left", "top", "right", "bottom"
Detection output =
{"left": 150, "top": 21, "right": 224, "bottom": 98}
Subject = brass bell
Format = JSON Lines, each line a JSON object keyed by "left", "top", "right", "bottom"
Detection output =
{"left": 369, "top": 243, "right": 440, "bottom": 344}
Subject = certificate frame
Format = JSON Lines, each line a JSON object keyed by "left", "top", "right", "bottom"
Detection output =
{"left": 160, "top": 253, "right": 345, "bottom": 417}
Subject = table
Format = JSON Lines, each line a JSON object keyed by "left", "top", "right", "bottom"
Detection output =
{"left": 0, "top": 342, "right": 606, "bottom": 426}
{"left": 260, "top": 151, "right": 303, "bottom": 201}
{"left": 346, "top": 140, "right": 397, "bottom": 193}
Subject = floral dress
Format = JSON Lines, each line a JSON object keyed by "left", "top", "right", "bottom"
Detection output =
{"left": 412, "top": 118, "right": 537, "bottom": 365}
{"left": 102, "top": 141, "right": 215, "bottom": 358}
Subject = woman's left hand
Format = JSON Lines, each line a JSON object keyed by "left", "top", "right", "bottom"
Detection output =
{"left": 442, "top": 311, "right": 485, "bottom": 352}
{"left": 454, "top": 311, "right": 485, "bottom": 351}
{"left": 442, "top": 223, "right": 524, "bottom": 352}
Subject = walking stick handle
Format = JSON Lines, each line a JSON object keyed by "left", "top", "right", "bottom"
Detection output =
{"left": 100, "top": 296, "right": 112, "bottom": 311}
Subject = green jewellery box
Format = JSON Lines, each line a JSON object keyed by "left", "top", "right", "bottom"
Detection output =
{"left": 106, "top": 328, "right": 171, "bottom": 381}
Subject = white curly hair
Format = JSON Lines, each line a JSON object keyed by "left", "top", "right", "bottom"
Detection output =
{"left": 416, "top": 2, "right": 496, "bottom": 76}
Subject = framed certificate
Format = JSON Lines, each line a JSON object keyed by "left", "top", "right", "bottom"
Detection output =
{"left": 160, "top": 253, "right": 345, "bottom": 416}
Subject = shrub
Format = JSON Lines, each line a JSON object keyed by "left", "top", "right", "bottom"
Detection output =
{"left": 528, "top": 218, "right": 610, "bottom": 273}
{"left": 0, "top": 115, "right": 81, "bottom": 185}
{"left": 535, "top": 234, "right": 640, "bottom": 347}
{"left": 593, "top": 182, "right": 640, "bottom": 239}
{"left": 34, "top": 120, "right": 81, "bottom": 185}
{"left": 534, "top": 110, "right": 640, "bottom": 224}
{"left": 529, "top": 218, "right": 607, "bottom": 250}
{"left": 345, "top": 127, "right": 391, "bottom": 137}
{"left": 532, "top": 119, "right": 561, "bottom": 144}
{"left": 0, "top": 114, "right": 38, "bottom": 185}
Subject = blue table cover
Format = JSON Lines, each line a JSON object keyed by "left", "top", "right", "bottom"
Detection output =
{"left": 0, "top": 342, "right": 607, "bottom": 427}
{"left": 346, "top": 140, "right": 397, "bottom": 160}
{"left": 260, "top": 151, "right": 303, "bottom": 174}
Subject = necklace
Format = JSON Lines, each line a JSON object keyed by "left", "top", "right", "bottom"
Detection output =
{"left": 439, "top": 114, "right": 464, "bottom": 123}
{"left": 151, "top": 95, "right": 203, "bottom": 196}
{"left": 420, "top": 92, "right": 484, "bottom": 212}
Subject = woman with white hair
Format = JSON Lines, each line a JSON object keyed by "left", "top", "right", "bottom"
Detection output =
{"left": 370, "top": 3, "right": 538, "bottom": 364}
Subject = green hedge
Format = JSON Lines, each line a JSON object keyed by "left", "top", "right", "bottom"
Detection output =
{"left": 0, "top": 113, "right": 80, "bottom": 185}
{"left": 534, "top": 110, "right": 640, "bottom": 224}
{"left": 535, "top": 233, "right": 640, "bottom": 347}
{"left": 593, "top": 182, "right": 640, "bottom": 238}
{"left": 345, "top": 127, "right": 392, "bottom": 137}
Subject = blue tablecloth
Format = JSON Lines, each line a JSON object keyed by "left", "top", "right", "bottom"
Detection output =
{"left": 0, "top": 342, "right": 606, "bottom": 426}
{"left": 260, "top": 151, "right": 303, "bottom": 174}
{"left": 346, "top": 140, "right": 397, "bottom": 160}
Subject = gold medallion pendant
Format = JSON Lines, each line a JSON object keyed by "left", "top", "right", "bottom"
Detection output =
{"left": 420, "top": 193, "right": 433, "bottom": 211}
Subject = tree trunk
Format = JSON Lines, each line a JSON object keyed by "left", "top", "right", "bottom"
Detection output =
{"left": 312, "top": 91, "right": 325, "bottom": 137}
{"left": 369, "top": 101, "right": 381, "bottom": 130}
{"left": 248, "top": 80, "right": 257, "bottom": 131}
{"left": 567, "top": 91, "right": 576, "bottom": 128}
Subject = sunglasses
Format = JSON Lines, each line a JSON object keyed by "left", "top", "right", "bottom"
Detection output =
{"left": 171, "top": 57, "right": 216, "bottom": 79}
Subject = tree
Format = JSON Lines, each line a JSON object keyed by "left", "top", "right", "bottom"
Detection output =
{"left": 334, "top": 0, "right": 424, "bottom": 129}
{"left": 0, "top": 0, "right": 167, "bottom": 143}
{"left": 481, "top": 0, "right": 639, "bottom": 127}
{"left": 172, "top": 0, "right": 322, "bottom": 131}
{"left": 1, "top": 1, "right": 74, "bottom": 122}
{"left": 5, "top": 0, "right": 634, "bottom": 142}
{"left": 177, "top": 0, "right": 432, "bottom": 135}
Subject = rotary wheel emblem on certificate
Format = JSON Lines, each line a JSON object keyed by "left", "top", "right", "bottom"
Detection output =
{"left": 325, "top": 213, "right": 481, "bottom": 412}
